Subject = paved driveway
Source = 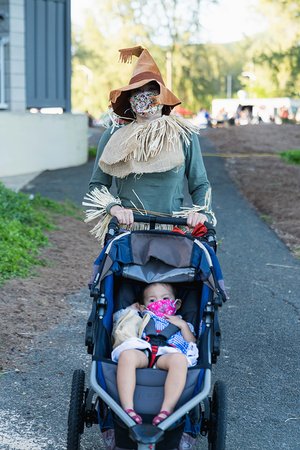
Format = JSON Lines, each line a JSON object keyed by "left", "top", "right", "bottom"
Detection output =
{"left": 0, "top": 135, "right": 299, "bottom": 449}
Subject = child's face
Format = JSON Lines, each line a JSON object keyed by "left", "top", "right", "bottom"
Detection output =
{"left": 143, "top": 283, "right": 175, "bottom": 307}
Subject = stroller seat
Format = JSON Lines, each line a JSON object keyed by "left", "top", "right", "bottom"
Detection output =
{"left": 100, "top": 362, "right": 203, "bottom": 415}
{"left": 96, "top": 272, "right": 208, "bottom": 418}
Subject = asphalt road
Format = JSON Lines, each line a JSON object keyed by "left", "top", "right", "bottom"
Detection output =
{"left": 0, "top": 134, "right": 299, "bottom": 450}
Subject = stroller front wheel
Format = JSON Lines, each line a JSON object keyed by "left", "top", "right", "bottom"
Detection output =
{"left": 67, "top": 369, "right": 85, "bottom": 450}
{"left": 207, "top": 380, "right": 227, "bottom": 450}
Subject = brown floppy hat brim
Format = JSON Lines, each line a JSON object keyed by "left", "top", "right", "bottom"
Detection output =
{"left": 110, "top": 79, "right": 181, "bottom": 119}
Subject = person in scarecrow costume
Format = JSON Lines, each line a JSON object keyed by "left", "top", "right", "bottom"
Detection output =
{"left": 83, "top": 46, "right": 216, "bottom": 244}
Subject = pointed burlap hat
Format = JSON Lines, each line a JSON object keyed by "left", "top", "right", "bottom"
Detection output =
{"left": 109, "top": 46, "right": 181, "bottom": 119}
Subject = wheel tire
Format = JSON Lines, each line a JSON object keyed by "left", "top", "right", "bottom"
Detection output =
{"left": 207, "top": 380, "right": 227, "bottom": 450}
{"left": 67, "top": 369, "right": 85, "bottom": 450}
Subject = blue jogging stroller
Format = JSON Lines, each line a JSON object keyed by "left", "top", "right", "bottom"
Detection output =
{"left": 67, "top": 215, "right": 227, "bottom": 450}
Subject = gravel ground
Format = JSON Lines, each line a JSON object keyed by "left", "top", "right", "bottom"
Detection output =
{"left": 202, "top": 123, "right": 300, "bottom": 255}
{"left": 204, "top": 138, "right": 300, "bottom": 449}
{"left": 0, "top": 290, "right": 104, "bottom": 450}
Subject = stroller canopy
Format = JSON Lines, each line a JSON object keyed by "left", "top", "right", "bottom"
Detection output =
{"left": 97, "top": 231, "right": 224, "bottom": 293}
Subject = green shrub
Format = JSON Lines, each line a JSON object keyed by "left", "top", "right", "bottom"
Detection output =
{"left": 280, "top": 149, "right": 300, "bottom": 165}
{"left": 88, "top": 146, "right": 97, "bottom": 158}
{"left": 0, "top": 183, "right": 80, "bottom": 284}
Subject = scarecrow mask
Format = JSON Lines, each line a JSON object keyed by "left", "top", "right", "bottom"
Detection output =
{"left": 129, "top": 89, "right": 163, "bottom": 118}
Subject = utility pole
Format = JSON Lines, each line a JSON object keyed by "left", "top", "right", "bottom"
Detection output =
{"left": 166, "top": 50, "right": 173, "bottom": 91}
{"left": 226, "top": 74, "right": 232, "bottom": 98}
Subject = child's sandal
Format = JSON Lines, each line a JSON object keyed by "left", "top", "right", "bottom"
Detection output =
{"left": 152, "top": 410, "right": 171, "bottom": 426}
{"left": 124, "top": 408, "right": 142, "bottom": 424}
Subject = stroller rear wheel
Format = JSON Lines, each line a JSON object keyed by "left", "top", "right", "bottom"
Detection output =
{"left": 207, "top": 380, "right": 227, "bottom": 450}
{"left": 67, "top": 369, "right": 85, "bottom": 450}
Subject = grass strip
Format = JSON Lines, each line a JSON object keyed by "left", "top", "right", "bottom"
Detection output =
{"left": 88, "top": 146, "right": 97, "bottom": 158}
{"left": 0, "top": 182, "right": 80, "bottom": 285}
{"left": 280, "top": 149, "right": 300, "bottom": 165}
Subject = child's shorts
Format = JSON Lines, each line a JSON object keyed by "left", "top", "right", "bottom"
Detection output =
{"left": 111, "top": 337, "right": 198, "bottom": 367}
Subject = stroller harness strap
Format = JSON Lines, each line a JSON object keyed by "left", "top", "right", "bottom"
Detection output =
{"left": 144, "top": 317, "right": 180, "bottom": 368}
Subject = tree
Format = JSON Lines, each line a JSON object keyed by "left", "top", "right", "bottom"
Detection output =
{"left": 72, "top": 0, "right": 257, "bottom": 114}
{"left": 240, "top": 0, "right": 300, "bottom": 98}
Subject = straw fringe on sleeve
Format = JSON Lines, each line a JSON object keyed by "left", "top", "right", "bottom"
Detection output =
{"left": 172, "top": 187, "right": 217, "bottom": 226}
{"left": 82, "top": 187, "right": 122, "bottom": 245}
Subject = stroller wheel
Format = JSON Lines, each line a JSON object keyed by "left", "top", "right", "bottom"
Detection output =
{"left": 207, "top": 380, "right": 227, "bottom": 450}
{"left": 67, "top": 369, "right": 85, "bottom": 450}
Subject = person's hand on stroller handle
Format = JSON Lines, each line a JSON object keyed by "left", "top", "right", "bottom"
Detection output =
{"left": 110, "top": 205, "right": 134, "bottom": 226}
{"left": 187, "top": 211, "right": 208, "bottom": 228}
{"left": 110, "top": 205, "right": 207, "bottom": 229}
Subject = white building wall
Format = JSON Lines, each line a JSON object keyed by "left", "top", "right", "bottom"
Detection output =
{"left": 0, "top": 112, "right": 88, "bottom": 176}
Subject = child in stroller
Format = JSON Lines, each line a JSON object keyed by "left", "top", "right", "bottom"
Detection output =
{"left": 113, "top": 282, "right": 198, "bottom": 426}
{"left": 67, "top": 215, "right": 228, "bottom": 450}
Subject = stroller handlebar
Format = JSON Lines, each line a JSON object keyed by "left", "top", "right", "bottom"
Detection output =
{"left": 107, "top": 215, "right": 188, "bottom": 235}
{"left": 133, "top": 213, "right": 188, "bottom": 226}
{"left": 106, "top": 214, "right": 216, "bottom": 240}
{"left": 132, "top": 214, "right": 216, "bottom": 232}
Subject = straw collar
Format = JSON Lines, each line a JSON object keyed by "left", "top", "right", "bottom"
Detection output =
{"left": 99, "top": 115, "right": 199, "bottom": 178}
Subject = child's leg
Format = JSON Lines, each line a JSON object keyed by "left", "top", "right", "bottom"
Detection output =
{"left": 156, "top": 353, "right": 188, "bottom": 414}
{"left": 117, "top": 349, "right": 148, "bottom": 410}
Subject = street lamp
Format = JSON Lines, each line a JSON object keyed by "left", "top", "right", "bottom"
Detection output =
{"left": 74, "top": 64, "right": 94, "bottom": 111}
{"left": 166, "top": 50, "right": 173, "bottom": 91}
{"left": 226, "top": 75, "right": 232, "bottom": 98}
{"left": 77, "top": 64, "right": 94, "bottom": 83}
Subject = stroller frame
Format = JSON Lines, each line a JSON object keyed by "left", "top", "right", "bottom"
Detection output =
{"left": 67, "top": 215, "right": 227, "bottom": 450}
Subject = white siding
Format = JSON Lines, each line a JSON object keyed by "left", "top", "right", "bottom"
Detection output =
{"left": 10, "top": 16, "right": 24, "bottom": 33}
{"left": 9, "top": 0, "right": 25, "bottom": 111}
{"left": 10, "top": 86, "right": 25, "bottom": 102}
{"left": 8, "top": 0, "right": 23, "bottom": 19}
{"left": 0, "top": 0, "right": 9, "bottom": 108}
{"left": 9, "top": 72, "right": 24, "bottom": 88}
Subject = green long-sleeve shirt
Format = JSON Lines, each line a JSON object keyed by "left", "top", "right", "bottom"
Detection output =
{"left": 89, "top": 126, "right": 213, "bottom": 218}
